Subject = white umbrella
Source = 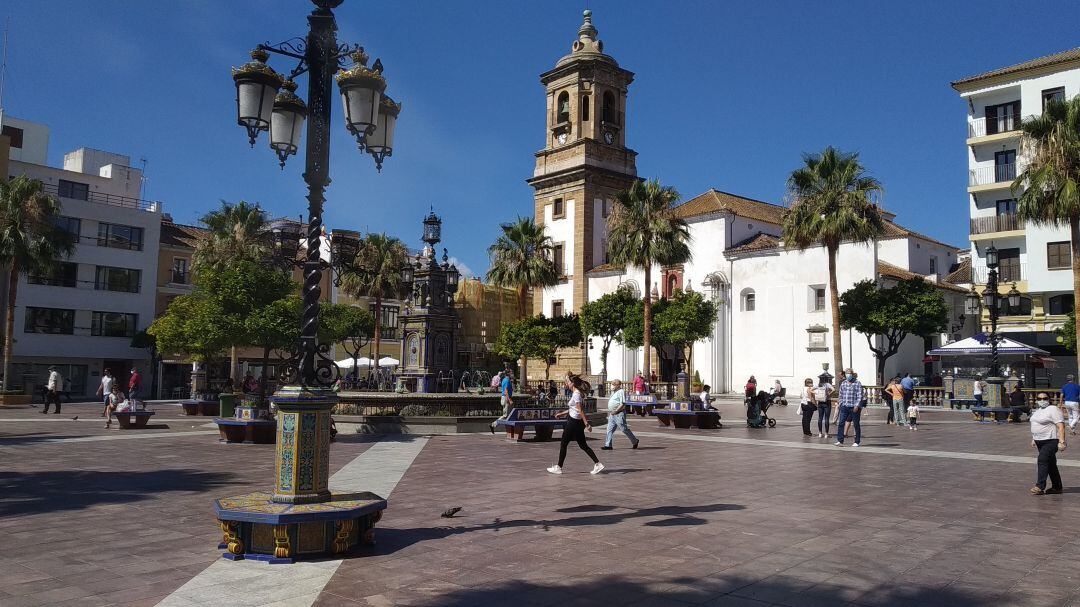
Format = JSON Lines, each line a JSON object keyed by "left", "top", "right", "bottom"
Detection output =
{"left": 336, "top": 357, "right": 374, "bottom": 369}
{"left": 377, "top": 357, "right": 399, "bottom": 367}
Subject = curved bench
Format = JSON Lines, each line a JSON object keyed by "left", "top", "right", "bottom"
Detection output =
{"left": 111, "top": 410, "right": 155, "bottom": 429}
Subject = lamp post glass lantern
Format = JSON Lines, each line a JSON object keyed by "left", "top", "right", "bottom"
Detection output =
{"left": 231, "top": 0, "right": 402, "bottom": 389}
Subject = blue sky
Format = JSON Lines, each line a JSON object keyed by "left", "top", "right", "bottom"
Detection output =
{"left": 2, "top": 1, "right": 1077, "bottom": 277}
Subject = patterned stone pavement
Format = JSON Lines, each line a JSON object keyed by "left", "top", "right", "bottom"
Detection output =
{"left": 3, "top": 400, "right": 1080, "bottom": 606}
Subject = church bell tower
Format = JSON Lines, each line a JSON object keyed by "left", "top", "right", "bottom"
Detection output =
{"left": 528, "top": 10, "right": 638, "bottom": 377}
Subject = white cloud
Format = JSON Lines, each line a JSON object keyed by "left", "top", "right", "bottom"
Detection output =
{"left": 448, "top": 257, "right": 474, "bottom": 279}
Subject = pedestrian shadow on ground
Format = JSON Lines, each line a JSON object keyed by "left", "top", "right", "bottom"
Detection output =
{"left": 0, "top": 469, "right": 233, "bottom": 517}
{"left": 411, "top": 574, "right": 999, "bottom": 606}
{"left": 0, "top": 434, "right": 89, "bottom": 446}
{"left": 365, "top": 502, "right": 745, "bottom": 557}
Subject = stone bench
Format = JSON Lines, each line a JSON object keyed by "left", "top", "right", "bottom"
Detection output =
{"left": 971, "top": 406, "right": 1011, "bottom": 423}
{"left": 181, "top": 399, "right": 220, "bottom": 416}
{"left": 111, "top": 410, "right": 155, "bottom": 429}
{"left": 653, "top": 401, "right": 721, "bottom": 429}
{"left": 215, "top": 418, "right": 277, "bottom": 444}
{"left": 496, "top": 408, "right": 566, "bottom": 441}
{"left": 624, "top": 394, "right": 658, "bottom": 416}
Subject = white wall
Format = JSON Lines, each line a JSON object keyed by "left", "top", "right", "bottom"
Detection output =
{"left": 540, "top": 197, "right": 575, "bottom": 315}
{"left": 1, "top": 114, "right": 49, "bottom": 165}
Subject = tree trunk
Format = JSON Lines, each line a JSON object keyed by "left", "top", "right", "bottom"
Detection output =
{"left": 373, "top": 296, "right": 382, "bottom": 371}
{"left": 1071, "top": 217, "right": 1080, "bottom": 379}
{"left": 2, "top": 260, "right": 18, "bottom": 392}
{"left": 827, "top": 245, "right": 844, "bottom": 376}
{"left": 259, "top": 345, "right": 270, "bottom": 404}
{"left": 876, "top": 354, "right": 886, "bottom": 387}
{"left": 600, "top": 341, "right": 610, "bottom": 379}
{"left": 230, "top": 346, "right": 238, "bottom": 383}
{"left": 517, "top": 285, "right": 528, "bottom": 388}
{"left": 643, "top": 263, "right": 653, "bottom": 386}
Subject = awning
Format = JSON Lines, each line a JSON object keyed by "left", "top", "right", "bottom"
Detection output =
{"left": 928, "top": 335, "right": 1049, "bottom": 356}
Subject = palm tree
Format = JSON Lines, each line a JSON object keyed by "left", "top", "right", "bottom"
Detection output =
{"left": 607, "top": 178, "right": 691, "bottom": 384}
{"left": 0, "top": 176, "right": 76, "bottom": 391}
{"left": 339, "top": 233, "right": 408, "bottom": 371}
{"left": 486, "top": 217, "right": 559, "bottom": 385}
{"left": 783, "top": 146, "right": 885, "bottom": 375}
{"left": 1014, "top": 95, "right": 1080, "bottom": 374}
{"left": 193, "top": 200, "right": 271, "bottom": 381}
{"left": 192, "top": 200, "right": 271, "bottom": 270}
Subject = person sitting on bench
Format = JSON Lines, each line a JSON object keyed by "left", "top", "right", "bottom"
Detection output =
{"left": 1009, "top": 383, "right": 1031, "bottom": 422}
{"left": 104, "top": 383, "right": 125, "bottom": 429}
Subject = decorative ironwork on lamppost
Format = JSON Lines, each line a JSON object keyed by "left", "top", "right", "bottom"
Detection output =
{"left": 232, "top": 0, "right": 401, "bottom": 390}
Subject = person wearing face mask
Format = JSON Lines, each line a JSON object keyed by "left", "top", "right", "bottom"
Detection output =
{"left": 834, "top": 368, "right": 864, "bottom": 447}
{"left": 1029, "top": 392, "right": 1066, "bottom": 495}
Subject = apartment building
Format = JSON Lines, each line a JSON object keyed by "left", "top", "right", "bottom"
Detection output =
{"left": 1, "top": 114, "right": 163, "bottom": 396}
{"left": 952, "top": 48, "right": 1080, "bottom": 374}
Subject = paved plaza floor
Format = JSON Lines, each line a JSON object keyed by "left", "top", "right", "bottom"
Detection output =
{"left": 3, "top": 400, "right": 1080, "bottom": 606}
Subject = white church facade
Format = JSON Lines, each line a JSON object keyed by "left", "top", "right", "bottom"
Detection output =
{"left": 530, "top": 12, "right": 969, "bottom": 391}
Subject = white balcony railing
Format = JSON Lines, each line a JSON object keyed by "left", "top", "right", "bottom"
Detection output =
{"left": 968, "top": 114, "right": 1021, "bottom": 138}
{"left": 969, "top": 163, "right": 1017, "bottom": 187}
{"left": 971, "top": 262, "right": 1025, "bottom": 284}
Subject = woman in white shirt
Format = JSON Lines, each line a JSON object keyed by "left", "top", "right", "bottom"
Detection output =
{"left": 548, "top": 374, "right": 604, "bottom": 475}
{"left": 103, "top": 384, "right": 125, "bottom": 429}
{"left": 1029, "top": 392, "right": 1066, "bottom": 495}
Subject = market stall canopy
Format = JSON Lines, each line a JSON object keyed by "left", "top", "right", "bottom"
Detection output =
{"left": 336, "top": 357, "right": 374, "bottom": 369}
{"left": 377, "top": 357, "right": 400, "bottom": 367}
{"left": 928, "top": 335, "right": 1049, "bottom": 356}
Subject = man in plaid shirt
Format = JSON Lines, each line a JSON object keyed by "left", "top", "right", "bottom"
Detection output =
{"left": 835, "top": 367, "right": 864, "bottom": 447}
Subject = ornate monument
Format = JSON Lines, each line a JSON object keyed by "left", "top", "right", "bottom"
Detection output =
{"left": 398, "top": 211, "right": 462, "bottom": 392}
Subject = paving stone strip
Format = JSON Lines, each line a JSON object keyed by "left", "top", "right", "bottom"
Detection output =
{"left": 156, "top": 437, "right": 428, "bottom": 607}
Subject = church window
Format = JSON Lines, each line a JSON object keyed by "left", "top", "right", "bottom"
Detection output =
{"left": 553, "top": 197, "right": 564, "bottom": 218}
{"left": 581, "top": 95, "right": 590, "bottom": 121}
{"left": 552, "top": 300, "right": 565, "bottom": 317}
{"left": 553, "top": 244, "right": 565, "bottom": 275}
{"left": 602, "top": 91, "right": 618, "bottom": 124}
{"left": 741, "top": 289, "right": 756, "bottom": 312}
{"left": 557, "top": 92, "right": 570, "bottom": 124}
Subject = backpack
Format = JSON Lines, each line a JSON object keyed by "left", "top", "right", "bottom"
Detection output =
{"left": 490, "top": 375, "right": 502, "bottom": 390}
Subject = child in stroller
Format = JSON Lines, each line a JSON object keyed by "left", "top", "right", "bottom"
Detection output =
{"left": 746, "top": 390, "right": 778, "bottom": 428}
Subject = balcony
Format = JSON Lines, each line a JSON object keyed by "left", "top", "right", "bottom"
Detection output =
{"left": 969, "top": 214, "right": 1024, "bottom": 236}
{"left": 968, "top": 114, "right": 1021, "bottom": 139}
{"left": 39, "top": 182, "right": 162, "bottom": 213}
{"left": 969, "top": 163, "right": 1016, "bottom": 188}
{"left": 971, "top": 262, "right": 1025, "bottom": 284}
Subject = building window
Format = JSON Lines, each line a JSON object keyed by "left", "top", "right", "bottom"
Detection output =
{"left": 580, "top": 95, "right": 590, "bottom": 121}
{"left": 997, "top": 247, "right": 1021, "bottom": 282}
{"left": 551, "top": 300, "right": 564, "bottom": 317}
{"left": 985, "top": 101, "right": 1020, "bottom": 134}
{"left": 1048, "top": 241, "right": 1071, "bottom": 270}
{"left": 24, "top": 307, "right": 75, "bottom": 334}
{"left": 552, "top": 197, "right": 564, "bottom": 218}
{"left": 95, "top": 266, "right": 141, "bottom": 293}
{"left": 1042, "top": 87, "right": 1066, "bottom": 111}
{"left": 811, "top": 286, "right": 826, "bottom": 311}
{"left": 1049, "top": 294, "right": 1075, "bottom": 316}
{"left": 91, "top": 311, "right": 137, "bottom": 338}
{"left": 556, "top": 91, "right": 570, "bottom": 124}
{"left": 994, "top": 150, "right": 1017, "bottom": 182}
{"left": 58, "top": 179, "right": 89, "bottom": 201}
{"left": 2, "top": 125, "right": 23, "bottom": 149}
{"left": 929, "top": 256, "right": 938, "bottom": 274}
{"left": 97, "top": 222, "right": 144, "bottom": 251}
{"left": 600, "top": 238, "right": 608, "bottom": 264}
{"left": 996, "top": 199, "right": 1017, "bottom": 215}
{"left": 553, "top": 243, "right": 565, "bottom": 276}
{"left": 369, "top": 304, "right": 400, "bottom": 339}
{"left": 53, "top": 215, "right": 82, "bottom": 239}
{"left": 741, "top": 289, "right": 756, "bottom": 312}
{"left": 172, "top": 258, "right": 188, "bottom": 284}
{"left": 602, "top": 91, "right": 618, "bottom": 124}
{"left": 28, "top": 262, "right": 78, "bottom": 287}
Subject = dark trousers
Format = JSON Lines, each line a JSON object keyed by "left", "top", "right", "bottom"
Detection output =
{"left": 817, "top": 402, "right": 831, "bottom": 434}
{"left": 884, "top": 396, "right": 894, "bottom": 424}
{"left": 800, "top": 405, "right": 815, "bottom": 435}
{"left": 902, "top": 389, "right": 913, "bottom": 414}
{"left": 43, "top": 389, "right": 62, "bottom": 413}
{"left": 558, "top": 417, "right": 599, "bottom": 467}
{"left": 836, "top": 406, "right": 862, "bottom": 444}
{"left": 1035, "top": 439, "right": 1063, "bottom": 491}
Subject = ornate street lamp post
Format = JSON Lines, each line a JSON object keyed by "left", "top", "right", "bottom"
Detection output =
{"left": 213, "top": 0, "right": 400, "bottom": 564}
{"left": 966, "top": 245, "right": 1027, "bottom": 407}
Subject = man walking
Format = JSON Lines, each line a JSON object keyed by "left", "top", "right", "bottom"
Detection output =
{"left": 128, "top": 367, "right": 143, "bottom": 402}
{"left": 490, "top": 370, "right": 514, "bottom": 434}
{"left": 900, "top": 372, "right": 915, "bottom": 416}
{"left": 1062, "top": 375, "right": 1080, "bottom": 435}
{"left": 42, "top": 366, "right": 63, "bottom": 414}
{"left": 835, "top": 367, "right": 863, "bottom": 447}
{"left": 602, "top": 379, "right": 639, "bottom": 450}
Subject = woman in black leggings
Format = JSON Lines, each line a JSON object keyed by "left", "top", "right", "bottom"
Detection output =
{"left": 548, "top": 374, "right": 604, "bottom": 475}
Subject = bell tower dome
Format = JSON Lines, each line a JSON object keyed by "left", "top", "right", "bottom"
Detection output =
{"left": 527, "top": 10, "right": 638, "bottom": 378}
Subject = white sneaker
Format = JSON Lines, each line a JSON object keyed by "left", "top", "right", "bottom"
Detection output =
{"left": 834, "top": 441, "right": 843, "bottom": 446}
{"left": 852, "top": 443, "right": 860, "bottom": 447}
{"left": 591, "top": 463, "right": 605, "bottom": 475}
{"left": 818, "top": 433, "right": 824, "bottom": 438}
{"left": 546, "top": 465, "right": 562, "bottom": 474}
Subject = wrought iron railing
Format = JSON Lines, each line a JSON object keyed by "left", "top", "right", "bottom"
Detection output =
{"left": 40, "top": 182, "right": 162, "bottom": 212}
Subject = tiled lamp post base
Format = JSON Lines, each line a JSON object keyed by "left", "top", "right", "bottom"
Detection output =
{"left": 213, "top": 386, "right": 387, "bottom": 563}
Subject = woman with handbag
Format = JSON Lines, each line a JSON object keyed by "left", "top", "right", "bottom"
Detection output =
{"left": 800, "top": 378, "right": 817, "bottom": 436}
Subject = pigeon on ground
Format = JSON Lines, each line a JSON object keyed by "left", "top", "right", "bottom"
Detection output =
{"left": 71, "top": 416, "right": 79, "bottom": 421}
{"left": 441, "top": 506, "right": 462, "bottom": 518}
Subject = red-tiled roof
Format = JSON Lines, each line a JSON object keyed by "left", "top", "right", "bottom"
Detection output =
{"left": 952, "top": 47, "right": 1080, "bottom": 89}
{"left": 671, "top": 189, "right": 785, "bottom": 225}
{"left": 944, "top": 257, "right": 972, "bottom": 287}
{"left": 160, "top": 221, "right": 207, "bottom": 249}
{"left": 725, "top": 232, "right": 780, "bottom": 255}
{"left": 878, "top": 261, "right": 968, "bottom": 294}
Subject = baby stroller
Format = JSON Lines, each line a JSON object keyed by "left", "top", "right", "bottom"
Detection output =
{"left": 746, "top": 390, "right": 777, "bottom": 428}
